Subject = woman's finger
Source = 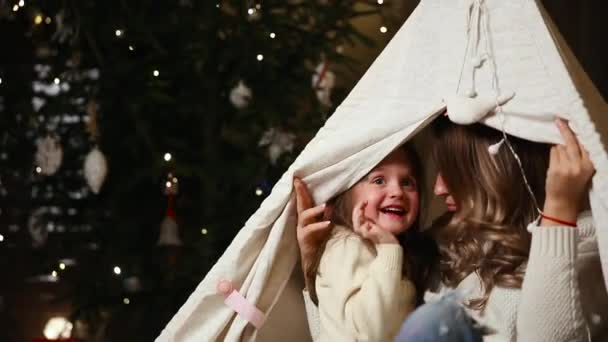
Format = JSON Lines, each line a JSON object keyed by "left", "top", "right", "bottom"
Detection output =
{"left": 298, "top": 204, "right": 326, "bottom": 228}
{"left": 294, "top": 178, "right": 314, "bottom": 215}
{"left": 303, "top": 220, "right": 332, "bottom": 236}
{"left": 556, "top": 119, "right": 582, "bottom": 162}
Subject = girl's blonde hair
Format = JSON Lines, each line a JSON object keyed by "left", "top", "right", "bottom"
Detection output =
{"left": 431, "top": 115, "right": 550, "bottom": 310}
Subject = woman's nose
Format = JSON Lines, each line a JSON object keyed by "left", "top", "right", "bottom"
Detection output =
{"left": 433, "top": 173, "right": 449, "bottom": 196}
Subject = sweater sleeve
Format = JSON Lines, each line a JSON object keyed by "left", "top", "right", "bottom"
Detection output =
{"left": 516, "top": 219, "right": 587, "bottom": 342}
{"left": 316, "top": 234, "right": 416, "bottom": 341}
{"left": 303, "top": 289, "right": 320, "bottom": 341}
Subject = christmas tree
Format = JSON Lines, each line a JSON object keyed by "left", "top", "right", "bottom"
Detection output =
{"left": 0, "top": 1, "right": 401, "bottom": 340}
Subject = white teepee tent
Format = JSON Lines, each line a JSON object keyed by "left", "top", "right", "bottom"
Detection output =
{"left": 156, "top": 0, "right": 607, "bottom": 340}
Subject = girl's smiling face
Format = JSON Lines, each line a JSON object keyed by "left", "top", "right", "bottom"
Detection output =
{"left": 350, "top": 149, "right": 420, "bottom": 235}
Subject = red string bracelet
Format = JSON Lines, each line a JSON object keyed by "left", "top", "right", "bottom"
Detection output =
{"left": 540, "top": 213, "right": 577, "bottom": 227}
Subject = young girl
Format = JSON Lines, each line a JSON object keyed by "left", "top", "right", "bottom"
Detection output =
{"left": 297, "top": 144, "right": 436, "bottom": 341}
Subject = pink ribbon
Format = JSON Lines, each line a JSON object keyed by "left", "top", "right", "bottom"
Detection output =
{"left": 217, "top": 279, "right": 266, "bottom": 329}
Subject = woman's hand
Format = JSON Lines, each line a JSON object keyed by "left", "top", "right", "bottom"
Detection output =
{"left": 542, "top": 119, "right": 595, "bottom": 225}
{"left": 352, "top": 201, "right": 399, "bottom": 244}
{"left": 294, "top": 178, "right": 332, "bottom": 290}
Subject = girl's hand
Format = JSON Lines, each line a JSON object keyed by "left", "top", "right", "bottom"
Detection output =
{"left": 352, "top": 201, "right": 399, "bottom": 244}
{"left": 294, "top": 178, "right": 332, "bottom": 289}
{"left": 542, "top": 119, "right": 595, "bottom": 225}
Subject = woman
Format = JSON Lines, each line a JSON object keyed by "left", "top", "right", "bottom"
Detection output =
{"left": 295, "top": 117, "right": 606, "bottom": 341}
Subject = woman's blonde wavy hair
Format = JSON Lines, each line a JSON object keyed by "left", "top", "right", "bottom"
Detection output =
{"left": 431, "top": 115, "right": 550, "bottom": 310}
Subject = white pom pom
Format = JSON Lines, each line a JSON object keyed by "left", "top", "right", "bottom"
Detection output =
{"left": 488, "top": 138, "right": 505, "bottom": 155}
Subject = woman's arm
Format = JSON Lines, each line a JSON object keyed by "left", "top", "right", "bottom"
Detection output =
{"left": 516, "top": 119, "right": 596, "bottom": 341}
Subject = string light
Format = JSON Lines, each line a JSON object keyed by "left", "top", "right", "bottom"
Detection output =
{"left": 45, "top": 17, "right": 51, "bottom": 24}
{"left": 0, "top": 234, "right": 4, "bottom": 242}
{"left": 36, "top": 166, "right": 42, "bottom": 173}
{"left": 34, "top": 15, "right": 43, "bottom": 25}
{"left": 377, "top": 0, "right": 384, "bottom": 4}
{"left": 113, "top": 266, "right": 121, "bottom": 275}
{"left": 59, "top": 262, "right": 66, "bottom": 270}
{"left": 379, "top": 26, "right": 388, "bottom": 33}
{"left": 256, "top": 4, "right": 261, "bottom": 10}
{"left": 123, "top": 298, "right": 130, "bottom": 305}
{"left": 201, "top": 228, "right": 208, "bottom": 235}
{"left": 51, "top": 270, "right": 58, "bottom": 277}
{"left": 128, "top": 45, "right": 134, "bottom": 51}
{"left": 115, "top": 29, "right": 123, "bottom": 37}
{"left": 247, "top": 8, "right": 255, "bottom": 15}
{"left": 163, "top": 153, "right": 172, "bottom": 161}
{"left": 53, "top": 77, "right": 60, "bottom": 84}
{"left": 0, "top": 77, "right": 3, "bottom": 84}
{"left": 18, "top": 0, "right": 25, "bottom": 7}
{"left": 153, "top": 70, "right": 160, "bottom": 77}
{"left": 165, "top": 181, "right": 172, "bottom": 188}
{"left": 256, "top": 54, "right": 264, "bottom": 61}
{"left": 12, "top": 5, "right": 19, "bottom": 12}
{"left": 255, "top": 187, "right": 263, "bottom": 196}
{"left": 269, "top": 32, "right": 276, "bottom": 39}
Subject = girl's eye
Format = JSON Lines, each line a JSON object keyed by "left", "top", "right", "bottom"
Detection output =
{"left": 401, "top": 178, "right": 415, "bottom": 188}
{"left": 372, "top": 177, "right": 385, "bottom": 185}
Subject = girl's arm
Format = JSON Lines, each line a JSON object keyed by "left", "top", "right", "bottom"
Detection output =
{"left": 516, "top": 119, "right": 596, "bottom": 341}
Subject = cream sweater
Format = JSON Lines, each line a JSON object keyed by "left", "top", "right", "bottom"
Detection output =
{"left": 304, "top": 212, "right": 608, "bottom": 341}
{"left": 312, "top": 226, "right": 416, "bottom": 342}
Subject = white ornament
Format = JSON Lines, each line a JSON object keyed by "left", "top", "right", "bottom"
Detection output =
{"left": 444, "top": 91, "right": 515, "bottom": 125}
{"left": 35, "top": 136, "right": 63, "bottom": 175}
{"left": 312, "top": 62, "right": 335, "bottom": 107}
{"left": 229, "top": 80, "right": 253, "bottom": 109}
{"left": 32, "top": 96, "right": 46, "bottom": 112}
{"left": 258, "top": 128, "right": 296, "bottom": 165}
{"left": 33, "top": 80, "right": 62, "bottom": 97}
{"left": 84, "top": 147, "right": 108, "bottom": 194}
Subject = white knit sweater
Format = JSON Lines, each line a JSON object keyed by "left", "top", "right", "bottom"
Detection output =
{"left": 303, "top": 212, "right": 608, "bottom": 341}
{"left": 313, "top": 226, "right": 416, "bottom": 341}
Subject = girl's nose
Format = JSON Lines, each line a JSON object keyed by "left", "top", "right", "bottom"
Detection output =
{"left": 389, "top": 182, "right": 405, "bottom": 198}
{"left": 433, "top": 173, "right": 449, "bottom": 196}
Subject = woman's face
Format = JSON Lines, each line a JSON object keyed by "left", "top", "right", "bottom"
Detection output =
{"left": 433, "top": 172, "right": 457, "bottom": 212}
{"left": 350, "top": 150, "right": 420, "bottom": 235}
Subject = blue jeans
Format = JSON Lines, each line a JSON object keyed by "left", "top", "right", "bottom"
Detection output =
{"left": 396, "top": 291, "right": 483, "bottom": 342}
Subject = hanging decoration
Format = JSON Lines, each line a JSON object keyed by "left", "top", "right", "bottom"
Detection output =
{"left": 312, "top": 60, "right": 335, "bottom": 107}
{"left": 28, "top": 207, "right": 49, "bottom": 247}
{"left": 229, "top": 80, "right": 252, "bottom": 109}
{"left": 35, "top": 135, "right": 63, "bottom": 176}
{"left": 258, "top": 127, "right": 296, "bottom": 165}
{"left": 84, "top": 147, "right": 107, "bottom": 194}
{"left": 83, "top": 99, "right": 107, "bottom": 193}
{"left": 158, "top": 174, "right": 181, "bottom": 246}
